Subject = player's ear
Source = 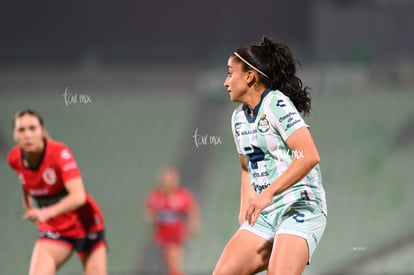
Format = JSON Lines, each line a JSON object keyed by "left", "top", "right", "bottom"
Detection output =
{"left": 42, "top": 127, "right": 51, "bottom": 140}
{"left": 246, "top": 70, "right": 257, "bottom": 86}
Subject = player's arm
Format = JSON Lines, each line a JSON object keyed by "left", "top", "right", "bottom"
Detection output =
{"left": 144, "top": 193, "right": 156, "bottom": 224}
{"left": 245, "top": 127, "right": 320, "bottom": 225}
{"left": 21, "top": 187, "right": 33, "bottom": 210}
{"left": 239, "top": 154, "right": 256, "bottom": 225}
{"left": 266, "top": 127, "right": 320, "bottom": 195}
{"left": 47, "top": 177, "right": 86, "bottom": 215}
{"left": 23, "top": 177, "right": 86, "bottom": 223}
{"left": 187, "top": 199, "right": 201, "bottom": 237}
{"left": 144, "top": 206, "right": 155, "bottom": 224}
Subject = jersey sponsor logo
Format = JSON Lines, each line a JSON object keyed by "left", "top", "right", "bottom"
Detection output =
{"left": 40, "top": 231, "right": 60, "bottom": 239}
{"left": 312, "top": 233, "right": 318, "bottom": 244}
{"left": 60, "top": 149, "right": 71, "bottom": 160}
{"left": 29, "top": 188, "right": 49, "bottom": 196}
{"left": 241, "top": 129, "right": 257, "bottom": 136}
{"left": 293, "top": 212, "right": 305, "bottom": 223}
{"left": 285, "top": 119, "right": 301, "bottom": 132}
{"left": 276, "top": 99, "right": 286, "bottom": 107}
{"left": 252, "top": 171, "right": 269, "bottom": 178}
{"left": 157, "top": 210, "right": 185, "bottom": 223}
{"left": 235, "top": 122, "right": 257, "bottom": 136}
{"left": 257, "top": 114, "right": 270, "bottom": 134}
{"left": 88, "top": 233, "right": 98, "bottom": 240}
{"left": 234, "top": 122, "right": 242, "bottom": 137}
{"left": 279, "top": 111, "right": 297, "bottom": 123}
{"left": 42, "top": 168, "right": 57, "bottom": 185}
{"left": 253, "top": 183, "right": 270, "bottom": 192}
{"left": 63, "top": 161, "right": 77, "bottom": 172}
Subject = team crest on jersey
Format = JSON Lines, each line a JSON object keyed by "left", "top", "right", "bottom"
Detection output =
{"left": 42, "top": 168, "right": 57, "bottom": 185}
{"left": 257, "top": 114, "right": 270, "bottom": 133}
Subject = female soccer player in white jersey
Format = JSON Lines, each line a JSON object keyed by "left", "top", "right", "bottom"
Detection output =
{"left": 213, "top": 36, "right": 327, "bottom": 275}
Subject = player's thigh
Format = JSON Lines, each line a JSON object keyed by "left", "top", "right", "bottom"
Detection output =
{"left": 268, "top": 234, "right": 308, "bottom": 275}
{"left": 82, "top": 244, "right": 107, "bottom": 275}
{"left": 213, "top": 229, "right": 272, "bottom": 275}
{"left": 268, "top": 206, "right": 327, "bottom": 275}
{"left": 29, "top": 239, "right": 73, "bottom": 275}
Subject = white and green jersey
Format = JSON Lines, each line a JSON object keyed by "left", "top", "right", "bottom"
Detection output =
{"left": 231, "top": 89, "right": 327, "bottom": 215}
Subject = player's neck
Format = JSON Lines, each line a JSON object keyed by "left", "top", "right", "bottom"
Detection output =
{"left": 161, "top": 187, "right": 177, "bottom": 194}
{"left": 243, "top": 87, "right": 267, "bottom": 116}
{"left": 23, "top": 140, "right": 45, "bottom": 169}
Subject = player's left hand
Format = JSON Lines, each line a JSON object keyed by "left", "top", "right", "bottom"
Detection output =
{"left": 22, "top": 208, "right": 53, "bottom": 223}
{"left": 245, "top": 190, "right": 274, "bottom": 226}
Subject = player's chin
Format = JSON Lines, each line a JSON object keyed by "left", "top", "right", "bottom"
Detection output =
{"left": 228, "top": 92, "right": 238, "bottom": 102}
{"left": 230, "top": 94, "right": 243, "bottom": 103}
{"left": 23, "top": 146, "right": 41, "bottom": 154}
{"left": 21, "top": 145, "right": 35, "bottom": 153}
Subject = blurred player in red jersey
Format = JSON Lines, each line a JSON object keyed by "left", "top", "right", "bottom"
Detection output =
{"left": 145, "top": 167, "right": 201, "bottom": 275}
{"left": 7, "top": 109, "right": 107, "bottom": 275}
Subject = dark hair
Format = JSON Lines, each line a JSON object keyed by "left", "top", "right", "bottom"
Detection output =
{"left": 13, "top": 109, "right": 51, "bottom": 139}
{"left": 233, "top": 36, "right": 312, "bottom": 115}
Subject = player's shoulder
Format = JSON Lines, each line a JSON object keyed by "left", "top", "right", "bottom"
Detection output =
{"left": 263, "top": 90, "right": 300, "bottom": 118}
{"left": 47, "top": 140, "right": 68, "bottom": 150}
{"left": 232, "top": 104, "right": 244, "bottom": 114}
{"left": 233, "top": 103, "right": 244, "bottom": 113}
{"left": 7, "top": 145, "right": 21, "bottom": 167}
{"left": 177, "top": 187, "right": 193, "bottom": 197}
{"left": 46, "top": 140, "right": 73, "bottom": 160}
{"left": 264, "top": 90, "right": 290, "bottom": 106}
{"left": 231, "top": 104, "right": 244, "bottom": 121}
{"left": 147, "top": 188, "right": 163, "bottom": 198}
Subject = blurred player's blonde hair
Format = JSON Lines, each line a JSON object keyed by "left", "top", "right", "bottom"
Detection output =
{"left": 13, "top": 109, "right": 52, "bottom": 140}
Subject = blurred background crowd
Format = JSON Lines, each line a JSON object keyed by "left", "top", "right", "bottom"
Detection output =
{"left": 1, "top": 0, "right": 413, "bottom": 274}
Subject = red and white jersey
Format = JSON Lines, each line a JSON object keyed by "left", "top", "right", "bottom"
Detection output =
{"left": 8, "top": 139, "right": 104, "bottom": 238}
{"left": 146, "top": 187, "right": 195, "bottom": 225}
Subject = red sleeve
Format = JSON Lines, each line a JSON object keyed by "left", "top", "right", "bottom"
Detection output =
{"left": 55, "top": 145, "right": 81, "bottom": 183}
{"left": 7, "top": 146, "right": 20, "bottom": 171}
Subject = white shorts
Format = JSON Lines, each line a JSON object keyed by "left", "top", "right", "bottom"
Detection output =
{"left": 240, "top": 202, "right": 327, "bottom": 263}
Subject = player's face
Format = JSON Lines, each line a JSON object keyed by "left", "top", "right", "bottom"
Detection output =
{"left": 224, "top": 56, "right": 250, "bottom": 103}
{"left": 160, "top": 169, "right": 179, "bottom": 192}
{"left": 13, "top": 114, "right": 45, "bottom": 153}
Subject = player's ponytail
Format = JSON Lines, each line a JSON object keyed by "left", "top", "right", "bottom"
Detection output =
{"left": 261, "top": 36, "right": 312, "bottom": 115}
{"left": 233, "top": 36, "right": 312, "bottom": 115}
{"left": 13, "top": 109, "right": 52, "bottom": 140}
